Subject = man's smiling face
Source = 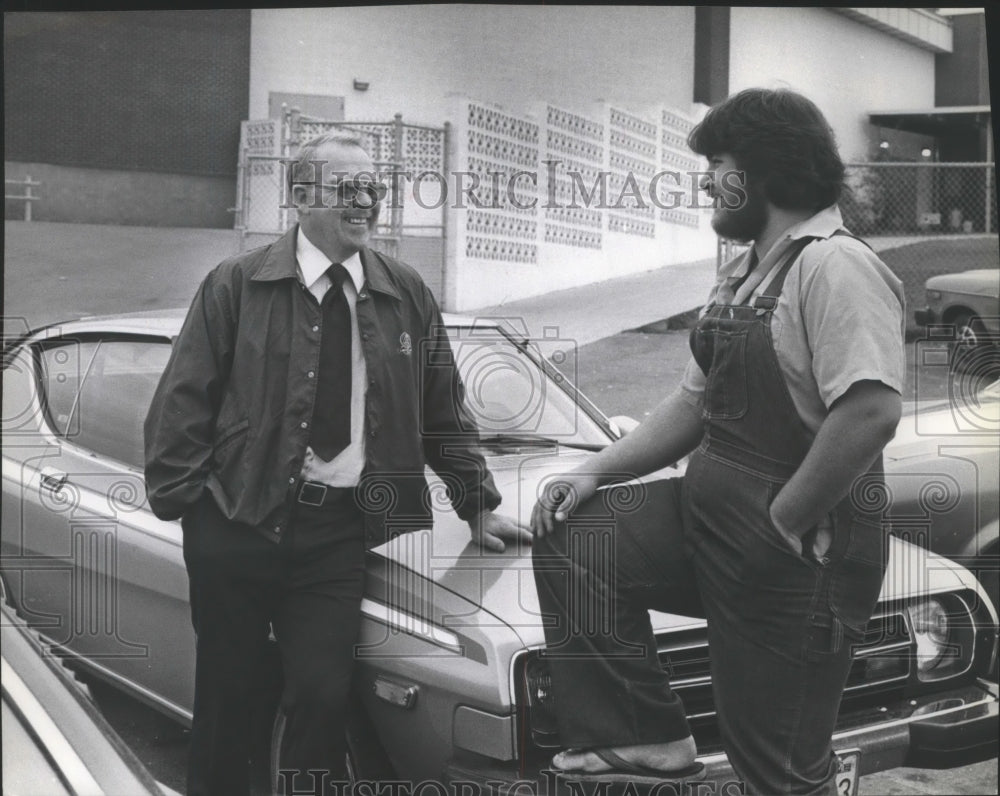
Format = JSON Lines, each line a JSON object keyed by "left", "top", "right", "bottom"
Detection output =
{"left": 295, "top": 141, "right": 381, "bottom": 261}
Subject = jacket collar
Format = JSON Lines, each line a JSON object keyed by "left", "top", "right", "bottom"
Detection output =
{"left": 250, "top": 226, "right": 300, "bottom": 282}
{"left": 358, "top": 247, "right": 402, "bottom": 302}
{"left": 251, "top": 225, "right": 401, "bottom": 301}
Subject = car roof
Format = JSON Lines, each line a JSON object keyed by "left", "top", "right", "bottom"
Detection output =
{"left": 29, "top": 309, "right": 487, "bottom": 340}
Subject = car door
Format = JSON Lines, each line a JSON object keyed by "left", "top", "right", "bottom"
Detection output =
{"left": 2, "top": 333, "right": 194, "bottom": 720}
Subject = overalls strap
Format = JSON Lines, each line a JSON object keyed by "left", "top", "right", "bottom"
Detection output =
{"left": 751, "top": 236, "right": 819, "bottom": 311}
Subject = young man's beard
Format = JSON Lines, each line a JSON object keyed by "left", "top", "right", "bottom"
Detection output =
{"left": 711, "top": 180, "right": 768, "bottom": 243}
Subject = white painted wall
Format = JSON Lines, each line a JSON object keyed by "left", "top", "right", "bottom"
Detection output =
{"left": 248, "top": 7, "right": 941, "bottom": 310}
{"left": 729, "top": 7, "right": 938, "bottom": 161}
{"left": 250, "top": 6, "right": 695, "bottom": 125}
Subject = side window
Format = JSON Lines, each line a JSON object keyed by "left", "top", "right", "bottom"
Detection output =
{"left": 37, "top": 338, "right": 171, "bottom": 470}
{"left": 37, "top": 340, "right": 96, "bottom": 438}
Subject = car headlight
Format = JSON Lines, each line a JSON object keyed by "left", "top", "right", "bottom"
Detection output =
{"left": 909, "top": 598, "right": 949, "bottom": 673}
{"left": 906, "top": 596, "right": 975, "bottom": 683}
{"left": 926, "top": 290, "right": 942, "bottom": 300}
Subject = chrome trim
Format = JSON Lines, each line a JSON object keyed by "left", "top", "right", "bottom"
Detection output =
{"left": 670, "top": 675, "right": 713, "bottom": 688}
{"left": 1, "top": 657, "right": 104, "bottom": 795}
{"left": 844, "top": 673, "right": 910, "bottom": 693}
{"left": 359, "top": 597, "right": 463, "bottom": 654}
{"left": 853, "top": 640, "right": 911, "bottom": 659}
{"left": 656, "top": 640, "right": 711, "bottom": 654}
{"left": 691, "top": 694, "right": 1000, "bottom": 766}
{"left": 47, "top": 644, "right": 192, "bottom": 725}
{"left": 832, "top": 694, "right": 997, "bottom": 742}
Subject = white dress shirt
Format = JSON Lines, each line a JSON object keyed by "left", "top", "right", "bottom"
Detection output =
{"left": 296, "top": 227, "right": 368, "bottom": 486}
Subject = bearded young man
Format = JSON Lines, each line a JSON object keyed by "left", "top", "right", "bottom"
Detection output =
{"left": 531, "top": 88, "right": 905, "bottom": 795}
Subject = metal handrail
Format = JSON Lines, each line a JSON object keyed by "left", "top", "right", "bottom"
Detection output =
{"left": 5, "top": 175, "right": 41, "bottom": 221}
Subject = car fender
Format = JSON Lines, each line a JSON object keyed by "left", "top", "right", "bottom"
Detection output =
{"left": 958, "top": 517, "right": 1000, "bottom": 562}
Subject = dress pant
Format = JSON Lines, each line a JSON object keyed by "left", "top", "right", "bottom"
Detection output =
{"left": 182, "top": 490, "right": 366, "bottom": 796}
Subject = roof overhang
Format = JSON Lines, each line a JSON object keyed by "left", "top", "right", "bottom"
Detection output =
{"left": 832, "top": 8, "right": 953, "bottom": 53}
{"left": 868, "top": 106, "right": 992, "bottom": 137}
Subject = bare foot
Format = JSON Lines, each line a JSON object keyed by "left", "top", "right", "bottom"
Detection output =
{"left": 552, "top": 737, "right": 697, "bottom": 773}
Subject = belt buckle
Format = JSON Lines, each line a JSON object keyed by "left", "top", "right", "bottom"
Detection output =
{"left": 298, "top": 481, "right": 327, "bottom": 506}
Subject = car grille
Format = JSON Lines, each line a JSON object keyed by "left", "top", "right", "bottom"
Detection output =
{"left": 660, "top": 611, "right": 911, "bottom": 753}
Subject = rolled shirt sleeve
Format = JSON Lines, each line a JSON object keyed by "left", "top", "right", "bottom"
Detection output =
{"left": 796, "top": 238, "right": 905, "bottom": 408}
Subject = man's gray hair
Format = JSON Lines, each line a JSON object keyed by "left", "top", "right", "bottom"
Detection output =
{"left": 287, "top": 130, "right": 371, "bottom": 195}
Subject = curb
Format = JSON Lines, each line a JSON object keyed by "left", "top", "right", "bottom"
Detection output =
{"left": 629, "top": 307, "right": 701, "bottom": 334}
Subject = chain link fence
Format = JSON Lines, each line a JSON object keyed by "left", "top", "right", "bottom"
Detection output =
{"left": 842, "top": 162, "right": 997, "bottom": 337}
{"left": 842, "top": 162, "right": 995, "bottom": 238}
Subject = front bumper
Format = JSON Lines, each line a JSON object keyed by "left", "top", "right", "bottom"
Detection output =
{"left": 914, "top": 307, "right": 937, "bottom": 327}
{"left": 443, "top": 681, "right": 998, "bottom": 793}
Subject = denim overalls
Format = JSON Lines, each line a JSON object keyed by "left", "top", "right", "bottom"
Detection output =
{"left": 532, "top": 235, "right": 890, "bottom": 796}
{"left": 682, "top": 235, "right": 888, "bottom": 794}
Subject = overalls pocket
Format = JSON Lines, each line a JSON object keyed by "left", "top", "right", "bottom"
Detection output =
{"left": 699, "top": 327, "right": 750, "bottom": 420}
{"left": 827, "top": 515, "right": 888, "bottom": 639}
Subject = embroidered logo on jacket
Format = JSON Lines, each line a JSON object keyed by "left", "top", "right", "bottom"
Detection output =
{"left": 399, "top": 332, "right": 412, "bottom": 356}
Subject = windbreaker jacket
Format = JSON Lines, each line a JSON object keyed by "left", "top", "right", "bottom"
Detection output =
{"left": 144, "top": 227, "right": 501, "bottom": 547}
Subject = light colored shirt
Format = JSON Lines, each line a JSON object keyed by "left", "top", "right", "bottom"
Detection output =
{"left": 296, "top": 228, "right": 368, "bottom": 486}
{"left": 679, "top": 205, "right": 906, "bottom": 437}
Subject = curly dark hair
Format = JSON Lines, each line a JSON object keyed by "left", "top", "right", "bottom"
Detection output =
{"left": 687, "top": 88, "right": 845, "bottom": 212}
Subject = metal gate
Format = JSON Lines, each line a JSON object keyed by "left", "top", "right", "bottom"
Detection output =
{"left": 235, "top": 109, "right": 450, "bottom": 300}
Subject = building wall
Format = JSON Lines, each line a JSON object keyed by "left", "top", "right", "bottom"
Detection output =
{"left": 250, "top": 6, "right": 695, "bottom": 125}
{"left": 4, "top": 10, "right": 250, "bottom": 227}
{"left": 4, "top": 162, "right": 237, "bottom": 228}
{"left": 444, "top": 98, "right": 714, "bottom": 310}
{"left": 247, "top": 7, "right": 944, "bottom": 309}
{"left": 936, "top": 11, "right": 990, "bottom": 107}
{"left": 729, "top": 7, "right": 937, "bottom": 161}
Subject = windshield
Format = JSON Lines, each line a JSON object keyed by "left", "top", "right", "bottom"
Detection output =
{"left": 446, "top": 325, "right": 612, "bottom": 447}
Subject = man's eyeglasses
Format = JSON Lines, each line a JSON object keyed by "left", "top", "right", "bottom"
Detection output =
{"left": 293, "top": 179, "right": 389, "bottom": 209}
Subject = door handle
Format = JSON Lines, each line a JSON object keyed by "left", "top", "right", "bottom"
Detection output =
{"left": 40, "top": 467, "right": 68, "bottom": 492}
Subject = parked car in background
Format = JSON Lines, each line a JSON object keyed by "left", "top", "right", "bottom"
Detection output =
{"left": 914, "top": 269, "right": 1000, "bottom": 373}
{"left": 1, "top": 593, "right": 177, "bottom": 795}
{"left": 2, "top": 310, "right": 998, "bottom": 796}
{"left": 888, "top": 379, "right": 999, "bottom": 616}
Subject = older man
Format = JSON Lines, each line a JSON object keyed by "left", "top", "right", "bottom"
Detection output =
{"left": 146, "top": 131, "right": 528, "bottom": 795}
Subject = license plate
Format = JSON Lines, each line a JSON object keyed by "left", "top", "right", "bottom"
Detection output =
{"left": 835, "top": 749, "right": 860, "bottom": 796}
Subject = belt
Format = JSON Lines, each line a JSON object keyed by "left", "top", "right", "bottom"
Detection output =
{"left": 295, "top": 480, "right": 354, "bottom": 507}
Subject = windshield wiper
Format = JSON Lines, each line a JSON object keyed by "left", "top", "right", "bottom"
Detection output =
{"left": 477, "top": 434, "right": 607, "bottom": 452}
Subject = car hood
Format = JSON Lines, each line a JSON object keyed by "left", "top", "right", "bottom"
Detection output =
{"left": 373, "top": 448, "right": 703, "bottom": 647}
{"left": 372, "top": 447, "right": 979, "bottom": 648}
{"left": 926, "top": 269, "right": 999, "bottom": 297}
{"left": 888, "top": 397, "right": 999, "bottom": 461}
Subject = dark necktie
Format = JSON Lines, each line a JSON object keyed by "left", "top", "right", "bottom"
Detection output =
{"left": 309, "top": 263, "right": 352, "bottom": 460}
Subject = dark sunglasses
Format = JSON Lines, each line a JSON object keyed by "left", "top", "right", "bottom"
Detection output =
{"left": 295, "top": 178, "right": 388, "bottom": 209}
